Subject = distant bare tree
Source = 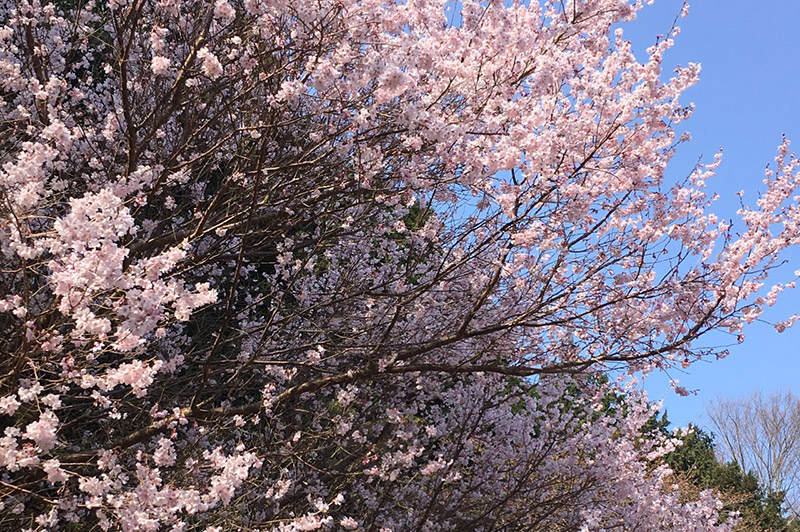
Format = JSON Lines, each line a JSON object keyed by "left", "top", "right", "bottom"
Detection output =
{"left": 707, "top": 390, "right": 800, "bottom": 517}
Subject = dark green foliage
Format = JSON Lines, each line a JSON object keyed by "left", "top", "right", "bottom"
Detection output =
{"left": 401, "top": 201, "right": 432, "bottom": 231}
{"left": 662, "top": 420, "right": 799, "bottom": 531}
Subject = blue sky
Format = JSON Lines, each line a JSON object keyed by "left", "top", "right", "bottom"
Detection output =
{"left": 622, "top": 1, "right": 800, "bottom": 430}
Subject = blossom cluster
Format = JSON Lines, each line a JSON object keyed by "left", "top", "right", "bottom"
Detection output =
{"left": 0, "top": 0, "right": 797, "bottom": 529}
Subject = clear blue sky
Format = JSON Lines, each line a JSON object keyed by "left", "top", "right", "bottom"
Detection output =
{"left": 622, "top": 1, "right": 800, "bottom": 430}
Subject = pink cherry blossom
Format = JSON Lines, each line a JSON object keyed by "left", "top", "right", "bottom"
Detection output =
{"left": 0, "top": 0, "right": 797, "bottom": 529}
{"left": 23, "top": 411, "right": 59, "bottom": 452}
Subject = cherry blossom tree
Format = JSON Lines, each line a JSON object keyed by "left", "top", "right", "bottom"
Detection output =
{"left": 1, "top": 0, "right": 799, "bottom": 529}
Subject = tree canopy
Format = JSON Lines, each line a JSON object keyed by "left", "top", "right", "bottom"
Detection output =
{"left": 1, "top": 0, "right": 800, "bottom": 529}
{"left": 660, "top": 420, "right": 799, "bottom": 532}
